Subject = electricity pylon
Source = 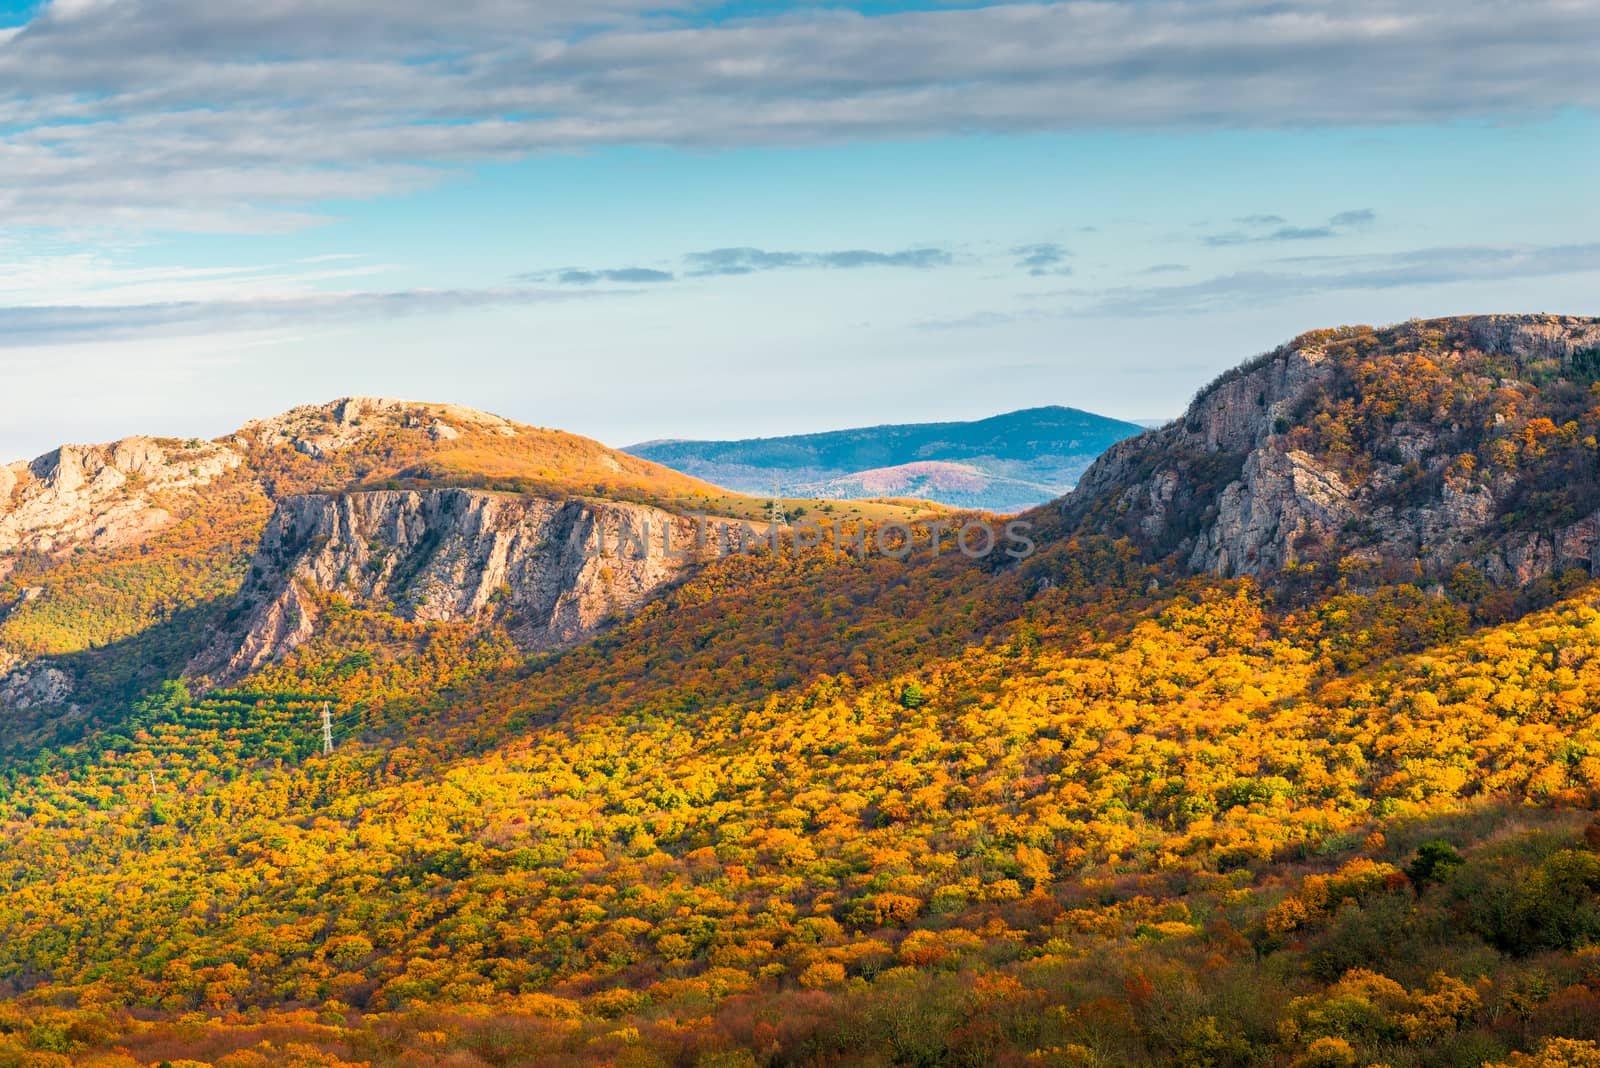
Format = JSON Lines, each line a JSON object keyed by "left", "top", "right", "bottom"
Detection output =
{"left": 769, "top": 475, "right": 788, "bottom": 528}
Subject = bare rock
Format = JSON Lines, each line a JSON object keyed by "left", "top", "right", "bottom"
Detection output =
{"left": 1188, "top": 448, "right": 1355, "bottom": 576}
{"left": 1468, "top": 314, "right": 1600, "bottom": 361}
{"left": 189, "top": 488, "right": 737, "bottom": 685}
{"left": 0, "top": 663, "right": 75, "bottom": 712}
{"left": 239, "top": 396, "right": 515, "bottom": 457}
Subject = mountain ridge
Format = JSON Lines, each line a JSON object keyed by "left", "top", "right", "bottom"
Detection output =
{"left": 0, "top": 396, "right": 943, "bottom": 742}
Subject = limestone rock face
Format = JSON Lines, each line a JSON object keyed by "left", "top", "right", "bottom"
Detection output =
{"left": 2, "top": 427, "right": 235, "bottom": 724}
{"left": 189, "top": 488, "right": 732, "bottom": 684}
{"left": 1187, "top": 448, "right": 1354, "bottom": 577}
{"left": 1467, "top": 315, "right": 1600, "bottom": 362}
{"left": 1066, "top": 342, "right": 1341, "bottom": 574}
{"left": 0, "top": 436, "right": 242, "bottom": 556}
{"left": 1062, "top": 314, "right": 1600, "bottom": 587}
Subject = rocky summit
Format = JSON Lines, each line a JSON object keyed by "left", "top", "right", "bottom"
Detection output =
{"left": 1062, "top": 314, "right": 1600, "bottom": 590}
{"left": 0, "top": 436, "right": 241, "bottom": 564}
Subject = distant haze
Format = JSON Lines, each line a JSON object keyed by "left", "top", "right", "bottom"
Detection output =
{"left": 627, "top": 406, "right": 1145, "bottom": 512}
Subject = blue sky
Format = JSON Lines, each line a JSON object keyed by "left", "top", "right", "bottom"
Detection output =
{"left": 1, "top": 0, "right": 1598, "bottom": 461}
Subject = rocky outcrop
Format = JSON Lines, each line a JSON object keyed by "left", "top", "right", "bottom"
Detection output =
{"left": 236, "top": 396, "right": 518, "bottom": 457}
{"left": 1065, "top": 341, "right": 1339, "bottom": 573}
{"left": 0, "top": 436, "right": 242, "bottom": 557}
{"left": 0, "top": 648, "right": 82, "bottom": 739}
{"left": 1062, "top": 314, "right": 1600, "bottom": 587}
{"left": 1468, "top": 315, "right": 1600, "bottom": 362}
{"left": 1186, "top": 447, "right": 1354, "bottom": 576}
{"left": 189, "top": 488, "right": 734, "bottom": 684}
{"left": 2, "top": 435, "right": 243, "bottom": 725}
{"left": 0, "top": 662, "right": 76, "bottom": 713}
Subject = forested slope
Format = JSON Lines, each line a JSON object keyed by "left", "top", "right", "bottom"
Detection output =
{"left": 5, "top": 319, "right": 1600, "bottom": 1066}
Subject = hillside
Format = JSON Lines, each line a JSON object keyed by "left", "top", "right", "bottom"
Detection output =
{"left": 791, "top": 460, "right": 1065, "bottom": 512}
{"left": 5, "top": 319, "right": 1600, "bottom": 1067}
{"left": 0, "top": 398, "right": 941, "bottom": 746}
{"left": 627, "top": 405, "right": 1145, "bottom": 512}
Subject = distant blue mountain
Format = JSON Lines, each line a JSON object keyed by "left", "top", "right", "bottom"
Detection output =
{"left": 625, "top": 406, "right": 1147, "bottom": 512}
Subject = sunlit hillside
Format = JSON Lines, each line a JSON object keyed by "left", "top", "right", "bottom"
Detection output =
{"left": 4, "top": 320, "right": 1600, "bottom": 1066}
{"left": 0, "top": 398, "right": 940, "bottom": 749}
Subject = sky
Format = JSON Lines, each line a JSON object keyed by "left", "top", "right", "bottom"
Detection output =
{"left": 1, "top": 0, "right": 1598, "bottom": 462}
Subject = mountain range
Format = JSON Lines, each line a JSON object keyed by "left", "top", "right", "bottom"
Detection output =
{"left": 627, "top": 405, "right": 1146, "bottom": 511}
{"left": 5, "top": 316, "right": 1600, "bottom": 1067}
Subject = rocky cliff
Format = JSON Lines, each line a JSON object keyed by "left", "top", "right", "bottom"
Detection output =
{"left": 1062, "top": 314, "right": 1600, "bottom": 588}
{"left": 188, "top": 488, "right": 734, "bottom": 684}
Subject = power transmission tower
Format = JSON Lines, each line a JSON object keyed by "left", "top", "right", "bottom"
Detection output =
{"left": 769, "top": 475, "right": 788, "bottom": 528}
{"left": 321, "top": 701, "right": 335, "bottom": 755}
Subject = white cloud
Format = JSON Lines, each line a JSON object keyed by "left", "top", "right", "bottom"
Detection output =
{"left": 0, "top": 0, "right": 1596, "bottom": 232}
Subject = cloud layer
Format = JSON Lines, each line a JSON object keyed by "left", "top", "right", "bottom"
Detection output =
{"left": 1202, "top": 210, "right": 1377, "bottom": 248}
{"left": 0, "top": 286, "right": 592, "bottom": 346}
{"left": 684, "top": 246, "right": 952, "bottom": 276}
{"left": 915, "top": 241, "right": 1600, "bottom": 328}
{"left": 3, "top": 0, "right": 1599, "bottom": 230}
{"left": 12, "top": 238, "right": 1599, "bottom": 347}
{"left": 525, "top": 244, "right": 956, "bottom": 285}
{"left": 556, "top": 268, "right": 676, "bottom": 285}
{"left": 1013, "top": 243, "right": 1070, "bottom": 277}
{"left": 1079, "top": 243, "right": 1600, "bottom": 316}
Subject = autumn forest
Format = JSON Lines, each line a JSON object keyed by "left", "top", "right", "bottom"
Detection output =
{"left": 5, "top": 316, "right": 1600, "bottom": 1068}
